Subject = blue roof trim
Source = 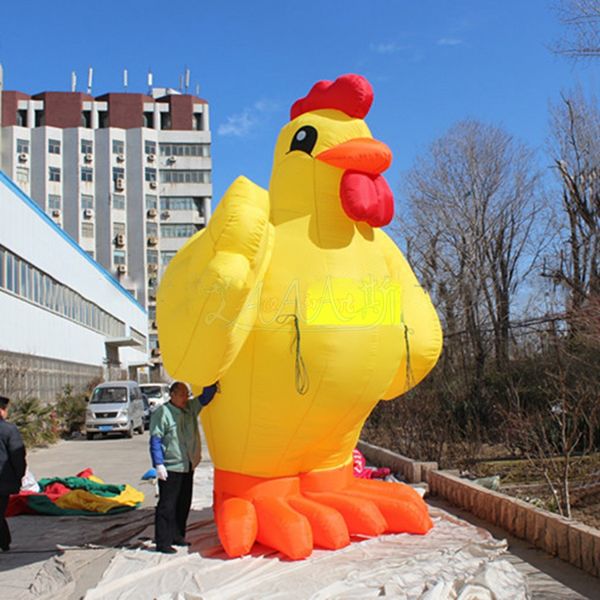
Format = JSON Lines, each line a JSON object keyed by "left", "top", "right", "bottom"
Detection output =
{"left": 0, "top": 170, "right": 146, "bottom": 313}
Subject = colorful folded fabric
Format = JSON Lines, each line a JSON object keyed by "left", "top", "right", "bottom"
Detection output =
{"left": 6, "top": 468, "right": 144, "bottom": 517}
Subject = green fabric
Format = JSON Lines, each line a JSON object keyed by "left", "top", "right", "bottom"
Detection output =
{"left": 150, "top": 397, "right": 203, "bottom": 473}
{"left": 26, "top": 494, "right": 138, "bottom": 516}
{"left": 38, "top": 476, "right": 125, "bottom": 497}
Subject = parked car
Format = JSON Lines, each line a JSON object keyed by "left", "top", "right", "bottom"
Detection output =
{"left": 85, "top": 381, "right": 145, "bottom": 440}
{"left": 139, "top": 383, "right": 170, "bottom": 411}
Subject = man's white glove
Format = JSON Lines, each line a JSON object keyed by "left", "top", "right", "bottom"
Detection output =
{"left": 156, "top": 464, "right": 168, "bottom": 481}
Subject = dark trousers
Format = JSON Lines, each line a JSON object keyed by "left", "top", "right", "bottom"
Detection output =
{"left": 0, "top": 495, "right": 10, "bottom": 550}
{"left": 155, "top": 469, "right": 194, "bottom": 548}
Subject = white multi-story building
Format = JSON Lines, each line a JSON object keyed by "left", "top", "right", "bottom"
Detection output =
{"left": 1, "top": 81, "right": 212, "bottom": 377}
{"left": 0, "top": 170, "right": 149, "bottom": 402}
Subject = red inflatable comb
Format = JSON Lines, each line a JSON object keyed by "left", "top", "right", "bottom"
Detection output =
{"left": 290, "top": 74, "right": 374, "bottom": 120}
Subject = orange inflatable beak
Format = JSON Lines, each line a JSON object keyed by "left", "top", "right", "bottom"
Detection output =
{"left": 315, "top": 138, "right": 392, "bottom": 175}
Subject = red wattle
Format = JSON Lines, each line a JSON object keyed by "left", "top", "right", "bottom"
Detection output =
{"left": 340, "top": 171, "right": 394, "bottom": 227}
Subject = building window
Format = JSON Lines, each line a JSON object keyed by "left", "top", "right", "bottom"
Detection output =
{"left": 149, "top": 334, "right": 158, "bottom": 350}
{"left": 160, "top": 170, "right": 211, "bottom": 184}
{"left": 146, "top": 194, "right": 157, "bottom": 209}
{"left": 145, "top": 140, "right": 156, "bottom": 154}
{"left": 113, "top": 195, "right": 126, "bottom": 210}
{"left": 145, "top": 167, "right": 157, "bottom": 182}
{"left": 160, "top": 196, "right": 205, "bottom": 213}
{"left": 193, "top": 113, "right": 203, "bottom": 131}
{"left": 35, "top": 110, "right": 45, "bottom": 127}
{"left": 147, "top": 249, "right": 158, "bottom": 265}
{"left": 86, "top": 250, "right": 95, "bottom": 259}
{"left": 161, "top": 224, "right": 200, "bottom": 238}
{"left": 161, "top": 251, "right": 177, "bottom": 266}
{"left": 113, "top": 250, "right": 126, "bottom": 265}
{"left": 112, "top": 140, "right": 125, "bottom": 154}
{"left": 17, "top": 110, "right": 28, "bottom": 127}
{"left": 147, "top": 222, "right": 158, "bottom": 237}
{"left": 81, "top": 139, "right": 93, "bottom": 154}
{"left": 81, "top": 194, "right": 94, "bottom": 209}
{"left": 81, "top": 111, "right": 92, "bottom": 128}
{"left": 148, "top": 305, "right": 156, "bottom": 321}
{"left": 98, "top": 111, "right": 108, "bottom": 128}
{"left": 112, "top": 166, "right": 125, "bottom": 182}
{"left": 48, "top": 139, "right": 61, "bottom": 154}
{"left": 81, "top": 167, "right": 93, "bottom": 182}
{"left": 16, "top": 139, "right": 29, "bottom": 154}
{"left": 160, "top": 113, "right": 172, "bottom": 130}
{"left": 81, "top": 222, "right": 94, "bottom": 238}
{"left": 159, "top": 143, "right": 210, "bottom": 157}
{"left": 48, "top": 167, "right": 61, "bottom": 182}
{"left": 48, "top": 194, "right": 61, "bottom": 209}
{"left": 16, "top": 167, "right": 29, "bottom": 184}
{"left": 113, "top": 222, "right": 126, "bottom": 235}
{"left": 143, "top": 112, "right": 154, "bottom": 129}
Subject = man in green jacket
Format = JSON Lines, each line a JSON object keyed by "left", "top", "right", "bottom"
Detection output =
{"left": 149, "top": 381, "right": 217, "bottom": 553}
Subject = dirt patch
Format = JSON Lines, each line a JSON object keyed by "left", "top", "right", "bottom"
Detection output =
{"left": 471, "top": 454, "right": 600, "bottom": 529}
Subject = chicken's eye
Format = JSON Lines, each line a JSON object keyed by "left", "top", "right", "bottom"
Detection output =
{"left": 290, "top": 126, "right": 318, "bottom": 155}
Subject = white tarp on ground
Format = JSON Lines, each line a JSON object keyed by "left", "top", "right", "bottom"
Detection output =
{"left": 84, "top": 463, "right": 529, "bottom": 600}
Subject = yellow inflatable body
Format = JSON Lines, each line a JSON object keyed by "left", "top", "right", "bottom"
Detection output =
{"left": 157, "top": 74, "right": 442, "bottom": 559}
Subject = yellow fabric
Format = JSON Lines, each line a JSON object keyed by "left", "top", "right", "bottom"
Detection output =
{"left": 158, "top": 105, "right": 442, "bottom": 478}
{"left": 54, "top": 485, "right": 144, "bottom": 513}
{"left": 88, "top": 475, "right": 104, "bottom": 484}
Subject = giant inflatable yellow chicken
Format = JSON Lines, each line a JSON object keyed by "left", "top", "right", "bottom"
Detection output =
{"left": 157, "top": 74, "right": 442, "bottom": 559}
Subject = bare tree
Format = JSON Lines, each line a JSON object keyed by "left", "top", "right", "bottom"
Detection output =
{"left": 553, "top": 0, "right": 600, "bottom": 58}
{"left": 402, "top": 121, "right": 542, "bottom": 370}
{"left": 547, "top": 90, "right": 600, "bottom": 322}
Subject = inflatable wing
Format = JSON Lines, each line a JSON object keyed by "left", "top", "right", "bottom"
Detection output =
{"left": 157, "top": 176, "right": 274, "bottom": 388}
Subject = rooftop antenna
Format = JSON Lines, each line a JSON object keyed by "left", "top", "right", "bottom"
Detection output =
{"left": 184, "top": 67, "right": 190, "bottom": 93}
{"left": 123, "top": 68, "right": 128, "bottom": 91}
{"left": 87, "top": 67, "right": 93, "bottom": 95}
{"left": 147, "top": 69, "right": 153, "bottom": 94}
{"left": 195, "top": 83, "right": 200, "bottom": 97}
{"left": 179, "top": 73, "right": 183, "bottom": 92}
{"left": 71, "top": 71, "right": 77, "bottom": 92}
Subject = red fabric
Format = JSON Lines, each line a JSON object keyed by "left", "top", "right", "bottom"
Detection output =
{"left": 43, "top": 482, "right": 71, "bottom": 498}
{"left": 340, "top": 172, "right": 394, "bottom": 227}
{"left": 77, "top": 468, "right": 94, "bottom": 478}
{"left": 6, "top": 491, "right": 37, "bottom": 516}
{"left": 352, "top": 449, "right": 391, "bottom": 480}
{"left": 290, "top": 74, "right": 373, "bottom": 120}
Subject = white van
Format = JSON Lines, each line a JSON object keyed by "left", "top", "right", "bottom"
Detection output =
{"left": 85, "top": 381, "right": 145, "bottom": 440}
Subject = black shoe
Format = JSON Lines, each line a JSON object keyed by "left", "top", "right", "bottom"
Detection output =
{"left": 173, "top": 538, "right": 191, "bottom": 546}
{"left": 1, "top": 545, "right": 9, "bottom": 552}
{"left": 156, "top": 545, "right": 177, "bottom": 554}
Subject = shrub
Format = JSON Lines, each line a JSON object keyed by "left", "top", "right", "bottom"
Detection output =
{"left": 10, "top": 397, "right": 60, "bottom": 447}
{"left": 55, "top": 385, "right": 88, "bottom": 435}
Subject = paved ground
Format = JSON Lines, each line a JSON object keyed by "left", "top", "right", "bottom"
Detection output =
{"left": 1, "top": 434, "right": 598, "bottom": 599}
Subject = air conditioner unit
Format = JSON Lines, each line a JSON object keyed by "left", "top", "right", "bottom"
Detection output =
{"left": 18, "top": 152, "right": 28, "bottom": 163}
{"left": 147, "top": 236, "right": 158, "bottom": 246}
{"left": 115, "top": 233, "right": 125, "bottom": 247}
{"left": 151, "top": 347, "right": 161, "bottom": 357}
{"left": 149, "top": 180, "right": 157, "bottom": 189}
{"left": 84, "top": 153, "right": 93, "bottom": 163}
{"left": 167, "top": 156, "right": 176, "bottom": 165}
{"left": 115, "top": 178, "right": 125, "bottom": 191}
{"left": 147, "top": 208, "right": 158, "bottom": 219}
{"left": 51, "top": 209, "right": 61, "bottom": 218}
{"left": 116, "top": 153, "right": 125, "bottom": 163}
{"left": 82, "top": 208, "right": 94, "bottom": 219}
{"left": 147, "top": 153, "right": 156, "bottom": 163}
{"left": 148, "top": 264, "right": 158, "bottom": 273}
{"left": 161, "top": 210, "right": 170, "bottom": 220}
{"left": 151, "top": 321, "right": 158, "bottom": 330}
{"left": 116, "top": 264, "right": 127, "bottom": 274}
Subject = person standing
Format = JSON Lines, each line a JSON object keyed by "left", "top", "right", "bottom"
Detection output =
{"left": 0, "top": 396, "right": 26, "bottom": 552}
{"left": 149, "top": 381, "right": 217, "bottom": 553}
